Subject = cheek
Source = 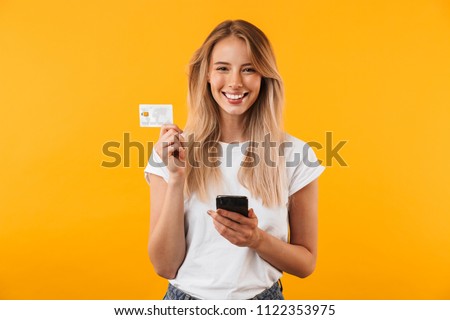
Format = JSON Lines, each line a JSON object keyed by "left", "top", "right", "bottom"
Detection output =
{"left": 247, "top": 79, "right": 261, "bottom": 104}
{"left": 254, "top": 82, "right": 261, "bottom": 95}
{"left": 209, "top": 75, "right": 224, "bottom": 91}
{"left": 247, "top": 76, "right": 262, "bottom": 92}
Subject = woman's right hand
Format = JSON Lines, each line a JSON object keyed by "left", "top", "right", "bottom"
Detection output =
{"left": 154, "top": 124, "right": 186, "bottom": 179}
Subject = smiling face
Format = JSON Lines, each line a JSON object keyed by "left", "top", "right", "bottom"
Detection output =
{"left": 208, "top": 36, "right": 262, "bottom": 118}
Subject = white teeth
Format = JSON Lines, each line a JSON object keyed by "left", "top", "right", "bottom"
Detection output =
{"left": 224, "top": 93, "right": 245, "bottom": 100}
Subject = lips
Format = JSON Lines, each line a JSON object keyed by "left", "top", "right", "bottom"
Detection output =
{"left": 222, "top": 92, "right": 248, "bottom": 104}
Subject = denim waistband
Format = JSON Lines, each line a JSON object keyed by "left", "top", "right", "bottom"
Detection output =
{"left": 163, "top": 280, "right": 284, "bottom": 300}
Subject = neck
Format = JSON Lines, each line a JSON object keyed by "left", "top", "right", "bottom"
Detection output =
{"left": 218, "top": 113, "right": 248, "bottom": 143}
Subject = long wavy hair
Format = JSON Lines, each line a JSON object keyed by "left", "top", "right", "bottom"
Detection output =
{"left": 184, "top": 20, "right": 287, "bottom": 207}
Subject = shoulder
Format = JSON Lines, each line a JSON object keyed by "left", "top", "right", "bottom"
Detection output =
{"left": 282, "top": 132, "right": 325, "bottom": 196}
{"left": 284, "top": 132, "right": 306, "bottom": 145}
{"left": 282, "top": 133, "right": 311, "bottom": 157}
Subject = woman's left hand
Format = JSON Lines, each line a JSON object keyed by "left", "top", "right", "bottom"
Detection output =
{"left": 207, "top": 208, "right": 262, "bottom": 249}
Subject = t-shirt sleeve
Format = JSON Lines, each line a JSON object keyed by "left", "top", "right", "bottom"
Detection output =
{"left": 287, "top": 138, "right": 325, "bottom": 196}
{"left": 144, "top": 149, "right": 170, "bottom": 183}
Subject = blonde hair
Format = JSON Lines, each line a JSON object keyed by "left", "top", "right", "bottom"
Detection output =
{"left": 184, "top": 20, "right": 287, "bottom": 207}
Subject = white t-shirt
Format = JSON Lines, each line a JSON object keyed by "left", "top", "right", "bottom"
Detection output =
{"left": 144, "top": 133, "right": 325, "bottom": 299}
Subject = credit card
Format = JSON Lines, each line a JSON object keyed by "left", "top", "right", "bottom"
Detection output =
{"left": 139, "top": 104, "right": 173, "bottom": 127}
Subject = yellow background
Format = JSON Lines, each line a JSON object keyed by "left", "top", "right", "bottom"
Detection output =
{"left": 1, "top": 0, "right": 449, "bottom": 299}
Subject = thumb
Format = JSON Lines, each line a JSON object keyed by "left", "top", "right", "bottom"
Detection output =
{"left": 178, "top": 147, "right": 186, "bottom": 161}
{"left": 248, "top": 208, "right": 257, "bottom": 218}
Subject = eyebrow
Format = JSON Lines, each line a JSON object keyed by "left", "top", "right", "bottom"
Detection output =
{"left": 213, "top": 62, "right": 253, "bottom": 66}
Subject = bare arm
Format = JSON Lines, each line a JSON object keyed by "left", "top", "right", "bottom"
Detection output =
{"left": 208, "top": 179, "right": 319, "bottom": 278}
{"left": 147, "top": 174, "right": 186, "bottom": 279}
{"left": 253, "top": 179, "right": 318, "bottom": 277}
{"left": 146, "top": 124, "right": 187, "bottom": 279}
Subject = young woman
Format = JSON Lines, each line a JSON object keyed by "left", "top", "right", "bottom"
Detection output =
{"left": 144, "top": 20, "right": 325, "bottom": 300}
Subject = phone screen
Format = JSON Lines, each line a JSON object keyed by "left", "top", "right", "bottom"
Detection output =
{"left": 216, "top": 195, "right": 249, "bottom": 217}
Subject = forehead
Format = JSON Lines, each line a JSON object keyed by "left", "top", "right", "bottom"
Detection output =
{"left": 210, "top": 36, "right": 251, "bottom": 64}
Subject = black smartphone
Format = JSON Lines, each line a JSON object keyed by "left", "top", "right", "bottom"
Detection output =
{"left": 216, "top": 195, "right": 249, "bottom": 217}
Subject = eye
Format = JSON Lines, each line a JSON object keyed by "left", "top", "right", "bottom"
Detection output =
{"left": 216, "top": 66, "right": 228, "bottom": 71}
{"left": 242, "top": 67, "right": 256, "bottom": 73}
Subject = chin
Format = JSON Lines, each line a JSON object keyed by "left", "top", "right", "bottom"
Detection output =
{"left": 220, "top": 106, "right": 251, "bottom": 116}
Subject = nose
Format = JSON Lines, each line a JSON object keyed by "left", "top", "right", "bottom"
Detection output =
{"left": 228, "top": 71, "right": 243, "bottom": 89}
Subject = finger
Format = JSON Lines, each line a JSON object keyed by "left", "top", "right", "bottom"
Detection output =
{"left": 158, "top": 131, "right": 181, "bottom": 152}
{"left": 155, "top": 130, "right": 180, "bottom": 159}
{"left": 163, "top": 133, "right": 180, "bottom": 145}
{"left": 171, "top": 141, "right": 181, "bottom": 150}
{"left": 160, "top": 124, "right": 182, "bottom": 135}
{"left": 170, "top": 133, "right": 181, "bottom": 144}
{"left": 160, "top": 124, "right": 182, "bottom": 137}
{"left": 177, "top": 146, "right": 187, "bottom": 161}
{"left": 178, "top": 134, "right": 189, "bottom": 148}
{"left": 160, "top": 129, "right": 179, "bottom": 142}
{"left": 166, "top": 145, "right": 181, "bottom": 158}
{"left": 247, "top": 208, "right": 256, "bottom": 218}
{"left": 159, "top": 140, "right": 178, "bottom": 155}
{"left": 212, "top": 217, "right": 239, "bottom": 236}
{"left": 162, "top": 143, "right": 181, "bottom": 159}
{"left": 210, "top": 210, "right": 241, "bottom": 231}
{"left": 161, "top": 145, "right": 175, "bottom": 159}
{"left": 217, "top": 209, "right": 247, "bottom": 224}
